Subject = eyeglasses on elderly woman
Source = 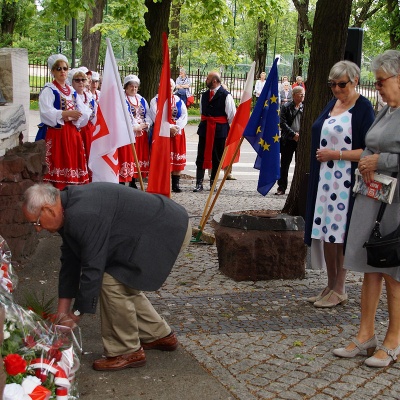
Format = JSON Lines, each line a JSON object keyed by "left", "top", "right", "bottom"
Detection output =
{"left": 374, "top": 75, "right": 397, "bottom": 88}
{"left": 327, "top": 80, "right": 350, "bottom": 88}
{"left": 56, "top": 66, "right": 69, "bottom": 72}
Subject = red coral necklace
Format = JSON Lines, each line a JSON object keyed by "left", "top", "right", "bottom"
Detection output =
{"left": 53, "top": 80, "right": 71, "bottom": 96}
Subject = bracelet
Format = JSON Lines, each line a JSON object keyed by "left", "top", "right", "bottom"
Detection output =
{"left": 339, "top": 150, "right": 343, "bottom": 161}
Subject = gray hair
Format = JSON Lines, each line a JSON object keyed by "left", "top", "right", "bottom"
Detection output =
{"left": 292, "top": 86, "right": 304, "bottom": 95}
{"left": 23, "top": 183, "right": 60, "bottom": 214}
{"left": 329, "top": 60, "right": 360, "bottom": 83}
{"left": 371, "top": 50, "right": 400, "bottom": 75}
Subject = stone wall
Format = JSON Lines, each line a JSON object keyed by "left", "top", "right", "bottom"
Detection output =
{"left": 0, "top": 140, "right": 46, "bottom": 261}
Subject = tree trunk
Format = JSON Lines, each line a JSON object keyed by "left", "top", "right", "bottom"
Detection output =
{"left": 81, "top": 0, "right": 106, "bottom": 70}
{"left": 0, "top": 0, "right": 18, "bottom": 45}
{"left": 387, "top": 0, "right": 400, "bottom": 49}
{"left": 291, "top": 10, "right": 307, "bottom": 81}
{"left": 169, "top": 0, "right": 183, "bottom": 81}
{"left": 254, "top": 20, "right": 268, "bottom": 78}
{"left": 137, "top": 0, "right": 172, "bottom": 102}
{"left": 283, "top": 0, "right": 353, "bottom": 216}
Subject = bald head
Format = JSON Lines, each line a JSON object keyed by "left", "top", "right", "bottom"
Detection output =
{"left": 206, "top": 71, "right": 221, "bottom": 89}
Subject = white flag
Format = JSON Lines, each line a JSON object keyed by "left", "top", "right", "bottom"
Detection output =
{"left": 89, "top": 39, "right": 134, "bottom": 183}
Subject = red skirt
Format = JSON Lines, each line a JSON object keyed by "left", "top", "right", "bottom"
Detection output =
{"left": 171, "top": 129, "right": 186, "bottom": 171}
{"left": 117, "top": 144, "right": 135, "bottom": 182}
{"left": 43, "top": 122, "right": 89, "bottom": 190}
{"left": 80, "top": 121, "right": 95, "bottom": 181}
{"left": 118, "top": 131, "right": 150, "bottom": 181}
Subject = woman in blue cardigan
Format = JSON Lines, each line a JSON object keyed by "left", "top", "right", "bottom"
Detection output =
{"left": 304, "top": 61, "right": 375, "bottom": 308}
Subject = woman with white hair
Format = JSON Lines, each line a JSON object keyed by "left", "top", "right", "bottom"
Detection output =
{"left": 333, "top": 50, "right": 400, "bottom": 367}
{"left": 175, "top": 68, "right": 191, "bottom": 106}
{"left": 149, "top": 79, "right": 188, "bottom": 192}
{"left": 119, "top": 74, "right": 152, "bottom": 188}
{"left": 37, "top": 54, "right": 91, "bottom": 189}
{"left": 304, "top": 60, "right": 375, "bottom": 308}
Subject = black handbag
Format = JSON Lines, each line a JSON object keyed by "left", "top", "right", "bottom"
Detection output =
{"left": 363, "top": 177, "right": 400, "bottom": 268}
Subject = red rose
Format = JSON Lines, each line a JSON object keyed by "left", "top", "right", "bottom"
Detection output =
{"left": 3, "top": 353, "right": 27, "bottom": 375}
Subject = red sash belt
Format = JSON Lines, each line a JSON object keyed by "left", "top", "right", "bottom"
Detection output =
{"left": 201, "top": 115, "right": 228, "bottom": 169}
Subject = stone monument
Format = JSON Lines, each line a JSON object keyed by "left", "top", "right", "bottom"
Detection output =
{"left": 0, "top": 48, "right": 29, "bottom": 156}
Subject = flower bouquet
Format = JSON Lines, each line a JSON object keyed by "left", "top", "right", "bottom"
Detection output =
{"left": 0, "top": 236, "right": 18, "bottom": 297}
{"left": 0, "top": 236, "right": 81, "bottom": 399}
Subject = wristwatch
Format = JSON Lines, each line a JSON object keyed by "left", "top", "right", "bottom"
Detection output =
{"left": 73, "top": 309, "right": 83, "bottom": 317}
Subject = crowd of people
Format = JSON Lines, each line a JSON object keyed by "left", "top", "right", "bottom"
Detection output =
{"left": 23, "top": 49, "right": 400, "bottom": 377}
{"left": 36, "top": 55, "right": 194, "bottom": 193}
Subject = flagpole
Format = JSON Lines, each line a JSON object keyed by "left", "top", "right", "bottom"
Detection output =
{"left": 197, "top": 147, "right": 228, "bottom": 233}
{"left": 198, "top": 137, "right": 245, "bottom": 235}
{"left": 106, "top": 38, "right": 143, "bottom": 187}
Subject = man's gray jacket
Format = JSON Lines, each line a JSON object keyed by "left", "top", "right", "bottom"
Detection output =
{"left": 59, "top": 183, "right": 189, "bottom": 314}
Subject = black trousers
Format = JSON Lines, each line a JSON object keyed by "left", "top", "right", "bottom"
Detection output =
{"left": 277, "top": 140, "right": 297, "bottom": 192}
{"left": 195, "top": 135, "right": 226, "bottom": 182}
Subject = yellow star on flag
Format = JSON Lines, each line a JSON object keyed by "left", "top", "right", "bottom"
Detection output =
{"left": 258, "top": 138, "right": 265, "bottom": 147}
{"left": 273, "top": 134, "right": 280, "bottom": 143}
{"left": 256, "top": 126, "right": 262, "bottom": 135}
{"left": 270, "top": 94, "right": 278, "bottom": 103}
{"left": 263, "top": 142, "right": 270, "bottom": 151}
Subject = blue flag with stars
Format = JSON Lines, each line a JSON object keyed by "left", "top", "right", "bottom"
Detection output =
{"left": 243, "top": 58, "right": 280, "bottom": 196}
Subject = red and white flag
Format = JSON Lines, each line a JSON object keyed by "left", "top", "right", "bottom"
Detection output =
{"left": 89, "top": 39, "right": 134, "bottom": 183}
{"left": 222, "top": 61, "right": 255, "bottom": 169}
{"left": 146, "top": 33, "right": 172, "bottom": 197}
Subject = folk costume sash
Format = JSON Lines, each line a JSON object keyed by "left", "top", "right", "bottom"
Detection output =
{"left": 201, "top": 114, "right": 228, "bottom": 169}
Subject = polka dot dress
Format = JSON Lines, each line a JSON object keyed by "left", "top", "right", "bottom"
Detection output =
{"left": 311, "top": 110, "right": 353, "bottom": 244}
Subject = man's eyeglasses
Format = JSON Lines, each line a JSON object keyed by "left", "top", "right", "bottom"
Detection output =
{"left": 32, "top": 212, "right": 41, "bottom": 227}
{"left": 56, "top": 66, "right": 69, "bottom": 72}
{"left": 374, "top": 75, "right": 397, "bottom": 88}
{"left": 73, "top": 78, "right": 87, "bottom": 83}
{"left": 327, "top": 80, "right": 350, "bottom": 89}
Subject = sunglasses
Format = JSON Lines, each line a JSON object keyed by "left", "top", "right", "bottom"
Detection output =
{"left": 56, "top": 66, "right": 68, "bottom": 71}
{"left": 327, "top": 80, "right": 350, "bottom": 88}
{"left": 73, "top": 78, "right": 87, "bottom": 83}
{"left": 374, "top": 75, "right": 397, "bottom": 88}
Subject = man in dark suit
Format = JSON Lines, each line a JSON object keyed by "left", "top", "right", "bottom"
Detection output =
{"left": 22, "top": 183, "right": 191, "bottom": 372}
{"left": 193, "top": 71, "right": 236, "bottom": 192}
{"left": 276, "top": 86, "right": 305, "bottom": 195}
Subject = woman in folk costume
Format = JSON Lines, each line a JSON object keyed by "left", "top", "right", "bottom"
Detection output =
{"left": 89, "top": 71, "right": 101, "bottom": 103}
{"left": 149, "top": 79, "right": 188, "bottom": 193}
{"left": 38, "top": 54, "right": 91, "bottom": 190}
{"left": 70, "top": 69, "right": 97, "bottom": 179}
{"left": 118, "top": 75, "right": 151, "bottom": 188}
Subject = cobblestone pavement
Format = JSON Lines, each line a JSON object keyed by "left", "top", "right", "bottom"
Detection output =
{"left": 146, "top": 176, "right": 400, "bottom": 400}
{"left": 25, "top": 114, "right": 400, "bottom": 399}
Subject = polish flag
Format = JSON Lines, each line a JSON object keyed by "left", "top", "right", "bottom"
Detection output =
{"left": 222, "top": 61, "right": 255, "bottom": 169}
{"left": 146, "top": 33, "right": 172, "bottom": 197}
{"left": 89, "top": 39, "right": 134, "bottom": 183}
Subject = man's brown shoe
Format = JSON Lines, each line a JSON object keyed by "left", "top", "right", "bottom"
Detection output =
{"left": 141, "top": 331, "right": 178, "bottom": 351}
{"left": 93, "top": 347, "right": 146, "bottom": 371}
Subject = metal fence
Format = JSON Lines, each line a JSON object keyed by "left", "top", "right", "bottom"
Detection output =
{"left": 29, "top": 61, "right": 380, "bottom": 110}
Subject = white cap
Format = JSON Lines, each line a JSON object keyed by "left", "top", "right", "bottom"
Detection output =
{"left": 124, "top": 74, "right": 140, "bottom": 86}
{"left": 170, "top": 79, "right": 176, "bottom": 89}
{"left": 91, "top": 71, "right": 100, "bottom": 81}
{"left": 47, "top": 54, "right": 68, "bottom": 70}
{"left": 67, "top": 68, "right": 77, "bottom": 85}
{"left": 79, "top": 66, "right": 89, "bottom": 74}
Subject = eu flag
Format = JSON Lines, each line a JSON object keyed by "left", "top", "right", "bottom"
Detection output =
{"left": 243, "top": 58, "right": 280, "bottom": 196}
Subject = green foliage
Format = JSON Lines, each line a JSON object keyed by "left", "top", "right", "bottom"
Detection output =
{"left": 40, "top": 0, "right": 94, "bottom": 24}
{"left": 92, "top": 0, "right": 149, "bottom": 46}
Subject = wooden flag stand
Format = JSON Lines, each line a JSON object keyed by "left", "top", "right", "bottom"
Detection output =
{"left": 192, "top": 137, "right": 244, "bottom": 244}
